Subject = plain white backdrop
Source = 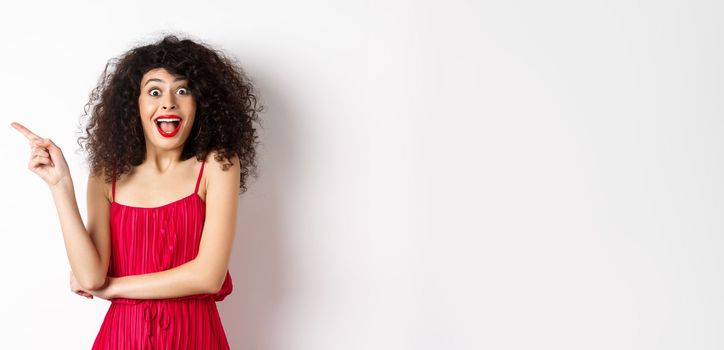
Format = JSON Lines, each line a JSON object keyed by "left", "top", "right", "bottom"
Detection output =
{"left": 1, "top": 0, "right": 723, "bottom": 349}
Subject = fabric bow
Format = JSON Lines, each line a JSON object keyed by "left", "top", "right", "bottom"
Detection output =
{"left": 141, "top": 302, "right": 170, "bottom": 348}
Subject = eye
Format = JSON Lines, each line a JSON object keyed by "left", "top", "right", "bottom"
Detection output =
{"left": 176, "top": 87, "right": 190, "bottom": 95}
{"left": 149, "top": 88, "right": 161, "bottom": 97}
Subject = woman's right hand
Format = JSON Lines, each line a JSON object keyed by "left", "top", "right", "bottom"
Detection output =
{"left": 10, "top": 122, "right": 71, "bottom": 188}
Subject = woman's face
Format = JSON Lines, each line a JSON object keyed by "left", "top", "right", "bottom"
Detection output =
{"left": 138, "top": 68, "right": 196, "bottom": 149}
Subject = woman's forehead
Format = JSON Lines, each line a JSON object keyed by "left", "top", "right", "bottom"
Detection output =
{"left": 141, "top": 68, "right": 187, "bottom": 84}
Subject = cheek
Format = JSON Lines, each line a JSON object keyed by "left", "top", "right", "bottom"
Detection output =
{"left": 185, "top": 115, "right": 196, "bottom": 131}
{"left": 186, "top": 99, "right": 197, "bottom": 115}
{"left": 184, "top": 101, "right": 197, "bottom": 127}
{"left": 138, "top": 98, "right": 156, "bottom": 119}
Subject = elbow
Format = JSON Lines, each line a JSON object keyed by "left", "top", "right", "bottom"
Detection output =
{"left": 77, "top": 269, "right": 107, "bottom": 290}
{"left": 204, "top": 274, "right": 225, "bottom": 294}
{"left": 205, "top": 279, "right": 223, "bottom": 294}
{"left": 194, "top": 258, "right": 227, "bottom": 294}
{"left": 79, "top": 276, "right": 107, "bottom": 291}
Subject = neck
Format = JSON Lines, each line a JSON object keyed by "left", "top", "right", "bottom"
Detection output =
{"left": 143, "top": 143, "right": 185, "bottom": 174}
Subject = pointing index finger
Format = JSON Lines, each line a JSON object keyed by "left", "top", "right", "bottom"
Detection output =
{"left": 10, "top": 122, "right": 42, "bottom": 142}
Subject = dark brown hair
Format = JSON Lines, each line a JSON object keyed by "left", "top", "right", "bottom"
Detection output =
{"left": 76, "top": 34, "right": 263, "bottom": 193}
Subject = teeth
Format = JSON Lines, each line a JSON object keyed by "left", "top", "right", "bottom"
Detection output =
{"left": 157, "top": 118, "right": 181, "bottom": 122}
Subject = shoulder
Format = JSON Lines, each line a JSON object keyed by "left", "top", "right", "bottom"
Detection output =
{"left": 87, "top": 167, "right": 112, "bottom": 203}
{"left": 201, "top": 151, "right": 240, "bottom": 195}
{"left": 204, "top": 150, "right": 241, "bottom": 172}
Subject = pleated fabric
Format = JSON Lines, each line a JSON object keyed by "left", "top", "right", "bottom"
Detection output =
{"left": 92, "top": 160, "right": 233, "bottom": 349}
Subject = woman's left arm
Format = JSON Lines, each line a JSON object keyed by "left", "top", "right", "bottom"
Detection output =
{"left": 90, "top": 154, "right": 240, "bottom": 300}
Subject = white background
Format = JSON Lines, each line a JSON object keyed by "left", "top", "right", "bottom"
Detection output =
{"left": 0, "top": 0, "right": 722, "bottom": 349}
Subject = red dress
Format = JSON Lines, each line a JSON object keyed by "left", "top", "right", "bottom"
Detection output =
{"left": 92, "top": 160, "right": 233, "bottom": 349}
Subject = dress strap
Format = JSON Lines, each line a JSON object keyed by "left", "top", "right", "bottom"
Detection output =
{"left": 111, "top": 165, "right": 116, "bottom": 203}
{"left": 194, "top": 160, "right": 205, "bottom": 194}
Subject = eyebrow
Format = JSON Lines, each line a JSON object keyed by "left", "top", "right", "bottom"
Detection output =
{"left": 143, "top": 77, "right": 188, "bottom": 87}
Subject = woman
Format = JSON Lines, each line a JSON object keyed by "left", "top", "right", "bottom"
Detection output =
{"left": 11, "top": 34, "right": 262, "bottom": 349}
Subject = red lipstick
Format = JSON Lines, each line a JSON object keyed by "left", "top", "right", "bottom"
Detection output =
{"left": 154, "top": 115, "right": 182, "bottom": 138}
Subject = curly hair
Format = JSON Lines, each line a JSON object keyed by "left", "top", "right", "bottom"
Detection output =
{"left": 76, "top": 34, "right": 263, "bottom": 193}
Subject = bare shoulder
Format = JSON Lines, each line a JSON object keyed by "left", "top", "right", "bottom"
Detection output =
{"left": 87, "top": 167, "right": 112, "bottom": 203}
{"left": 202, "top": 151, "right": 240, "bottom": 197}
{"left": 204, "top": 150, "right": 241, "bottom": 171}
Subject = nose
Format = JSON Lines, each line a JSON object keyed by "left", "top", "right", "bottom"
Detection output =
{"left": 162, "top": 94, "right": 177, "bottom": 110}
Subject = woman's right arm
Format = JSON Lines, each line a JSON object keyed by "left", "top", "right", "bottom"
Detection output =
{"left": 11, "top": 122, "right": 110, "bottom": 291}
{"left": 50, "top": 172, "right": 111, "bottom": 290}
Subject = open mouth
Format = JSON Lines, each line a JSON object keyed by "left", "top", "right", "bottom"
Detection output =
{"left": 155, "top": 116, "right": 182, "bottom": 137}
